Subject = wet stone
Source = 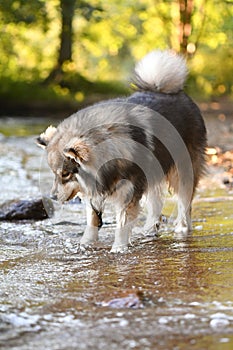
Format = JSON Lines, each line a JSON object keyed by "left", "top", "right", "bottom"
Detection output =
{"left": 0, "top": 197, "right": 54, "bottom": 221}
{"left": 97, "top": 290, "right": 145, "bottom": 309}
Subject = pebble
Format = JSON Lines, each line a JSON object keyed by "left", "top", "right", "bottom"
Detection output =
{"left": 210, "top": 317, "right": 230, "bottom": 328}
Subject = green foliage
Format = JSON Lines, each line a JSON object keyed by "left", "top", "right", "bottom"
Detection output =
{"left": 0, "top": 0, "right": 232, "bottom": 110}
{"left": 187, "top": 0, "right": 233, "bottom": 97}
{"left": 0, "top": 0, "right": 48, "bottom": 27}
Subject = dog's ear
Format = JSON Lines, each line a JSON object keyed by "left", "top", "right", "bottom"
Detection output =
{"left": 63, "top": 138, "right": 90, "bottom": 163}
{"left": 36, "top": 125, "right": 57, "bottom": 148}
{"left": 36, "top": 126, "right": 57, "bottom": 148}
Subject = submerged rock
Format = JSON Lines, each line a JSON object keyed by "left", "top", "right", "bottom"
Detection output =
{"left": 97, "top": 290, "right": 144, "bottom": 309}
{"left": 0, "top": 197, "right": 54, "bottom": 221}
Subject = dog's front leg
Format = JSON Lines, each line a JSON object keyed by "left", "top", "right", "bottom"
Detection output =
{"left": 80, "top": 203, "right": 102, "bottom": 247}
{"left": 111, "top": 201, "right": 139, "bottom": 253}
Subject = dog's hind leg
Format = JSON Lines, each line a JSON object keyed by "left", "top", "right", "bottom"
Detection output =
{"left": 143, "top": 186, "right": 163, "bottom": 236}
{"left": 80, "top": 203, "right": 102, "bottom": 247}
{"left": 174, "top": 196, "right": 192, "bottom": 235}
{"left": 111, "top": 200, "right": 140, "bottom": 253}
{"left": 174, "top": 180, "right": 193, "bottom": 235}
{"left": 166, "top": 166, "right": 193, "bottom": 235}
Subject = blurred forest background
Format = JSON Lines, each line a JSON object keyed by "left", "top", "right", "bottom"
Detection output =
{"left": 0, "top": 0, "right": 232, "bottom": 116}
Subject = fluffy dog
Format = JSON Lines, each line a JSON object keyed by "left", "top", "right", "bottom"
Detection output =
{"left": 37, "top": 50, "right": 207, "bottom": 253}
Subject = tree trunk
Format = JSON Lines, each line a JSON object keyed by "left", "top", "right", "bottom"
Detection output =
{"left": 58, "top": 0, "right": 76, "bottom": 67}
{"left": 44, "top": 0, "right": 75, "bottom": 83}
{"left": 179, "top": 0, "right": 193, "bottom": 54}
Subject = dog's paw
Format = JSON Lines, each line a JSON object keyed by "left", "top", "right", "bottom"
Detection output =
{"left": 174, "top": 224, "right": 190, "bottom": 235}
{"left": 144, "top": 221, "right": 160, "bottom": 237}
{"left": 80, "top": 236, "right": 97, "bottom": 247}
{"left": 110, "top": 244, "right": 129, "bottom": 253}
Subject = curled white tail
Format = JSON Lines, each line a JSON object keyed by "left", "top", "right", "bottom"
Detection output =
{"left": 133, "top": 50, "right": 188, "bottom": 94}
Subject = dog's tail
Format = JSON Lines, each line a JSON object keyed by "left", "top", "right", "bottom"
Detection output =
{"left": 132, "top": 50, "right": 188, "bottom": 94}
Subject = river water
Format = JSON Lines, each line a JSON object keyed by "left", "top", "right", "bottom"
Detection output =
{"left": 0, "top": 117, "right": 233, "bottom": 350}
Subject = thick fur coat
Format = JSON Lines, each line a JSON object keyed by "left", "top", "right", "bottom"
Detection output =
{"left": 37, "top": 50, "right": 207, "bottom": 252}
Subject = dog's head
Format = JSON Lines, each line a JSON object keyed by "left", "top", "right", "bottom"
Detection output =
{"left": 36, "top": 126, "right": 90, "bottom": 203}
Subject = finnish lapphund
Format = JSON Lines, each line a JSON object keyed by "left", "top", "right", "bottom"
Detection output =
{"left": 37, "top": 50, "right": 207, "bottom": 252}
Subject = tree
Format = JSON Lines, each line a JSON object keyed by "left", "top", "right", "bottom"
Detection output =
{"left": 44, "top": 0, "right": 76, "bottom": 83}
{"left": 178, "top": 0, "right": 193, "bottom": 54}
{"left": 45, "top": 0, "right": 103, "bottom": 84}
{"left": 0, "top": 0, "right": 232, "bottom": 98}
{"left": 58, "top": 0, "right": 76, "bottom": 66}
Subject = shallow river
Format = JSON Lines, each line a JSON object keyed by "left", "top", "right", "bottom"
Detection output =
{"left": 0, "top": 118, "right": 233, "bottom": 350}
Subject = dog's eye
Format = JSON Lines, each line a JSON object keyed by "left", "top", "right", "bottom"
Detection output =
{"left": 62, "top": 171, "right": 72, "bottom": 180}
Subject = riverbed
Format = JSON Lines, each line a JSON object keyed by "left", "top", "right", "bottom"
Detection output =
{"left": 0, "top": 117, "right": 233, "bottom": 350}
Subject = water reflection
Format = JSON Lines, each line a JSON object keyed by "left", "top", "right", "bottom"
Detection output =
{"left": 0, "top": 122, "right": 233, "bottom": 350}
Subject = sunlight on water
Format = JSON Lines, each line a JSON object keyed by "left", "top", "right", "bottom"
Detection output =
{"left": 0, "top": 123, "right": 233, "bottom": 350}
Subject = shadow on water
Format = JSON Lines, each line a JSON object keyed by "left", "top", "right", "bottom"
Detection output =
{"left": 0, "top": 119, "right": 233, "bottom": 350}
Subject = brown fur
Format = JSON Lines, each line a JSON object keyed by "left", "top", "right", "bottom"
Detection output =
{"left": 36, "top": 50, "right": 207, "bottom": 252}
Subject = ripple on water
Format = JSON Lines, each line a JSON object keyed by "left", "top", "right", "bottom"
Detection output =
{"left": 0, "top": 130, "right": 233, "bottom": 350}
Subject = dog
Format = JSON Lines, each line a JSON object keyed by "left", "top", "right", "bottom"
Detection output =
{"left": 37, "top": 50, "right": 207, "bottom": 253}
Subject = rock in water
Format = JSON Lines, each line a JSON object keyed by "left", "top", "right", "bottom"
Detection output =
{"left": 0, "top": 197, "right": 54, "bottom": 221}
{"left": 97, "top": 290, "right": 144, "bottom": 309}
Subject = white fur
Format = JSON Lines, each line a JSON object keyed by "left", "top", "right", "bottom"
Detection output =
{"left": 40, "top": 125, "right": 57, "bottom": 143}
{"left": 143, "top": 186, "right": 163, "bottom": 235}
{"left": 135, "top": 50, "right": 188, "bottom": 93}
{"left": 80, "top": 204, "right": 99, "bottom": 246}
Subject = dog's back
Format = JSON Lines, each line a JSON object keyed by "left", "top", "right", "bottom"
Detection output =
{"left": 128, "top": 51, "right": 207, "bottom": 191}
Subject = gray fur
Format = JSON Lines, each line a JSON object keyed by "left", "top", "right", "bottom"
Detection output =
{"left": 37, "top": 50, "right": 207, "bottom": 252}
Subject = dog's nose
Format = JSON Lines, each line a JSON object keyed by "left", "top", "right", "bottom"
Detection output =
{"left": 50, "top": 194, "right": 57, "bottom": 201}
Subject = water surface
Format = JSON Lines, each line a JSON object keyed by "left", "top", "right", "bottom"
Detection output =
{"left": 0, "top": 119, "right": 232, "bottom": 350}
